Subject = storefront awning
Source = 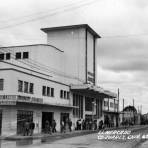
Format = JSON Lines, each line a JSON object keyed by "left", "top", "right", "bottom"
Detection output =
{"left": 70, "top": 84, "right": 117, "bottom": 98}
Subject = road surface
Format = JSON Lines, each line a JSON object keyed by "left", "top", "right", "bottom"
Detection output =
{"left": 1, "top": 127, "right": 148, "bottom": 148}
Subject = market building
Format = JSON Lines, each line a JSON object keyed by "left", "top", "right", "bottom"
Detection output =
{"left": 0, "top": 24, "right": 118, "bottom": 136}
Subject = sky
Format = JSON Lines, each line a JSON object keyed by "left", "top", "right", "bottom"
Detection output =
{"left": 0, "top": 0, "right": 148, "bottom": 113}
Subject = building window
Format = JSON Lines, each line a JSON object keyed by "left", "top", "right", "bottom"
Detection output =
{"left": 110, "top": 102, "right": 114, "bottom": 108}
{"left": 6, "top": 53, "right": 11, "bottom": 60}
{"left": 60, "top": 90, "right": 63, "bottom": 98}
{"left": 29, "top": 83, "right": 34, "bottom": 94}
{"left": 23, "top": 52, "right": 29, "bottom": 59}
{"left": 64, "top": 91, "right": 66, "bottom": 99}
{"left": 42, "top": 86, "right": 46, "bottom": 96}
{"left": 16, "top": 52, "right": 21, "bottom": 59}
{"left": 0, "top": 54, "right": 4, "bottom": 60}
{"left": 104, "top": 101, "right": 108, "bottom": 107}
{"left": 73, "top": 94, "right": 83, "bottom": 118}
{"left": 67, "top": 92, "right": 70, "bottom": 99}
{"left": 85, "top": 97, "right": 93, "bottom": 111}
{"left": 0, "top": 79, "right": 4, "bottom": 90}
{"left": 24, "top": 81, "right": 29, "bottom": 93}
{"left": 47, "top": 87, "right": 50, "bottom": 96}
{"left": 18, "top": 80, "right": 23, "bottom": 92}
{"left": 51, "top": 88, "right": 54, "bottom": 97}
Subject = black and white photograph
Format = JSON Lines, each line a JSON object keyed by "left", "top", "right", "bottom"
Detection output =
{"left": 0, "top": 0, "right": 148, "bottom": 147}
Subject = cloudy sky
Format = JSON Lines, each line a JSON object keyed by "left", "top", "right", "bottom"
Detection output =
{"left": 0, "top": 0, "right": 148, "bottom": 113}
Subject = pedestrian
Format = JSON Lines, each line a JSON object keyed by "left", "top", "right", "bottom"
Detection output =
{"left": 24, "top": 120, "right": 30, "bottom": 136}
{"left": 29, "top": 121, "right": 35, "bottom": 136}
{"left": 68, "top": 119, "right": 72, "bottom": 132}
{"left": 61, "top": 120, "right": 65, "bottom": 133}
{"left": 52, "top": 119, "right": 57, "bottom": 133}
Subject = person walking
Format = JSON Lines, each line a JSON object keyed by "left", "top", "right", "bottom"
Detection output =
{"left": 68, "top": 119, "right": 72, "bottom": 132}
{"left": 52, "top": 119, "right": 56, "bottom": 133}
{"left": 29, "top": 121, "right": 35, "bottom": 136}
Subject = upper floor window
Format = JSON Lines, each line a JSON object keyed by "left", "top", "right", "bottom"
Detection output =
{"left": 6, "top": 53, "right": 11, "bottom": 60}
{"left": 18, "top": 80, "right": 34, "bottom": 94}
{"left": 18, "top": 80, "right": 23, "bottom": 92}
{"left": 23, "top": 52, "right": 29, "bottom": 59}
{"left": 0, "top": 54, "right": 4, "bottom": 60}
{"left": 60, "top": 90, "right": 69, "bottom": 99}
{"left": 0, "top": 79, "right": 4, "bottom": 90}
{"left": 42, "top": 86, "right": 46, "bottom": 96}
{"left": 104, "top": 101, "right": 108, "bottom": 107}
{"left": 51, "top": 88, "right": 54, "bottom": 97}
{"left": 24, "top": 81, "right": 29, "bottom": 93}
{"left": 110, "top": 102, "right": 114, "bottom": 108}
{"left": 29, "top": 83, "right": 34, "bottom": 94}
{"left": 16, "top": 52, "right": 21, "bottom": 59}
{"left": 42, "top": 86, "right": 54, "bottom": 97}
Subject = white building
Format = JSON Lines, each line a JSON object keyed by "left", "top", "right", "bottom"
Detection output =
{"left": 0, "top": 24, "right": 118, "bottom": 136}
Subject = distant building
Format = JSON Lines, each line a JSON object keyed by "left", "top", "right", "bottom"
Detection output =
{"left": 0, "top": 24, "right": 118, "bottom": 136}
{"left": 120, "top": 105, "right": 140, "bottom": 125}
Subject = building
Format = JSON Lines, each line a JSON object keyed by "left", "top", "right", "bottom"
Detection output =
{"left": 120, "top": 105, "right": 140, "bottom": 126}
{"left": 0, "top": 24, "right": 118, "bottom": 136}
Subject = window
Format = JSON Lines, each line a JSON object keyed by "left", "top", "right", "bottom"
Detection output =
{"left": 16, "top": 52, "right": 21, "bottom": 59}
{"left": 60, "top": 90, "right": 63, "bottom": 98}
{"left": 18, "top": 80, "right": 23, "bottom": 92}
{"left": 6, "top": 53, "right": 10, "bottom": 60}
{"left": 85, "top": 97, "right": 93, "bottom": 111}
{"left": 42, "top": 86, "right": 46, "bottom": 96}
{"left": 104, "top": 101, "right": 108, "bottom": 107}
{"left": 0, "top": 79, "right": 4, "bottom": 90}
{"left": 23, "top": 52, "right": 29, "bottom": 59}
{"left": 64, "top": 91, "right": 66, "bottom": 99}
{"left": 51, "top": 88, "right": 54, "bottom": 97}
{"left": 110, "top": 102, "right": 114, "bottom": 108}
{"left": 29, "top": 83, "right": 34, "bottom": 94}
{"left": 67, "top": 92, "right": 70, "bottom": 99}
{"left": 0, "top": 54, "right": 4, "bottom": 60}
{"left": 24, "top": 81, "right": 29, "bottom": 93}
{"left": 47, "top": 87, "right": 50, "bottom": 96}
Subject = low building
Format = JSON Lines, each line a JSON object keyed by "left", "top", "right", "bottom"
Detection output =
{"left": 0, "top": 24, "right": 118, "bottom": 136}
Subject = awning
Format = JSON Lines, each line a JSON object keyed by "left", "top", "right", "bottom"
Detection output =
{"left": 70, "top": 84, "right": 117, "bottom": 98}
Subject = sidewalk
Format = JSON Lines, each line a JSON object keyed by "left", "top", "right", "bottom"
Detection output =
{"left": 2, "top": 125, "right": 148, "bottom": 141}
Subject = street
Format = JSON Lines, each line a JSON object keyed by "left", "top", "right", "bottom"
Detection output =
{"left": 1, "top": 127, "right": 148, "bottom": 148}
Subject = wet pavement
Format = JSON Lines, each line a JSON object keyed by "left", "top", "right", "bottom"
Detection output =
{"left": 1, "top": 126, "right": 148, "bottom": 148}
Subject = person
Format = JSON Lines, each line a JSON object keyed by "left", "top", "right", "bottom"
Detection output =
{"left": 68, "top": 119, "right": 72, "bottom": 132}
{"left": 45, "top": 120, "right": 50, "bottom": 134}
{"left": 24, "top": 120, "right": 30, "bottom": 136}
{"left": 61, "top": 120, "right": 65, "bottom": 133}
{"left": 52, "top": 119, "right": 56, "bottom": 133}
{"left": 29, "top": 121, "right": 35, "bottom": 136}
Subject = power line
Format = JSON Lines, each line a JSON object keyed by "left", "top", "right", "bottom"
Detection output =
{"left": 0, "top": 0, "right": 98, "bottom": 30}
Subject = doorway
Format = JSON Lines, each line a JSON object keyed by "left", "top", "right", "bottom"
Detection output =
{"left": 17, "top": 110, "right": 33, "bottom": 135}
{"left": 42, "top": 112, "right": 53, "bottom": 132}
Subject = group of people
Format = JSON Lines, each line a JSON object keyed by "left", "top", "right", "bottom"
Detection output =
{"left": 61, "top": 118, "right": 72, "bottom": 133}
{"left": 44, "top": 119, "right": 57, "bottom": 134}
{"left": 76, "top": 119, "right": 97, "bottom": 130}
{"left": 23, "top": 120, "right": 35, "bottom": 136}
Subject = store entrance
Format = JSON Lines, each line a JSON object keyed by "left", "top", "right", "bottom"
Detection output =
{"left": 42, "top": 112, "right": 53, "bottom": 132}
{"left": 0, "top": 111, "right": 2, "bottom": 135}
{"left": 17, "top": 110, "right": 33, "bottom": 135}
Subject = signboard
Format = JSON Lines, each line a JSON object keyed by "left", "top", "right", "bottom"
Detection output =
{"left": 0, "top": 95, "right": 17, "bottom": 105}
{"left": 0, "top": 95, "right": 43, "bottom": 105}
{"left": 17, "top": 95, "right": 43, "bottom": 104}
{"left": 87, "top": 71, "right": 94, "bottom": 84}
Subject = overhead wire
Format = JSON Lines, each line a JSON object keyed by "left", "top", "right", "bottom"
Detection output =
{"left": 0, "top": 0, "right": 98, "bottom": 30}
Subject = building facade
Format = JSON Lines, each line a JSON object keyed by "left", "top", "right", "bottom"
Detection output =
{"left": 0, "top": 24, "right": 118, "bottom": 136}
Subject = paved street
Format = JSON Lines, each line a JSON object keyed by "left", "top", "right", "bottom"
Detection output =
{"left": 1, "top": 127, "right": 148, "bottom": 148}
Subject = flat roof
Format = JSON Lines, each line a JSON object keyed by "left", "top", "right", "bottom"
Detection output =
{"left": 0, "top": 44, "right": 64, "bottom": 52}
{"left": 41, "top": 24, "right": 101, "bottom": 38}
